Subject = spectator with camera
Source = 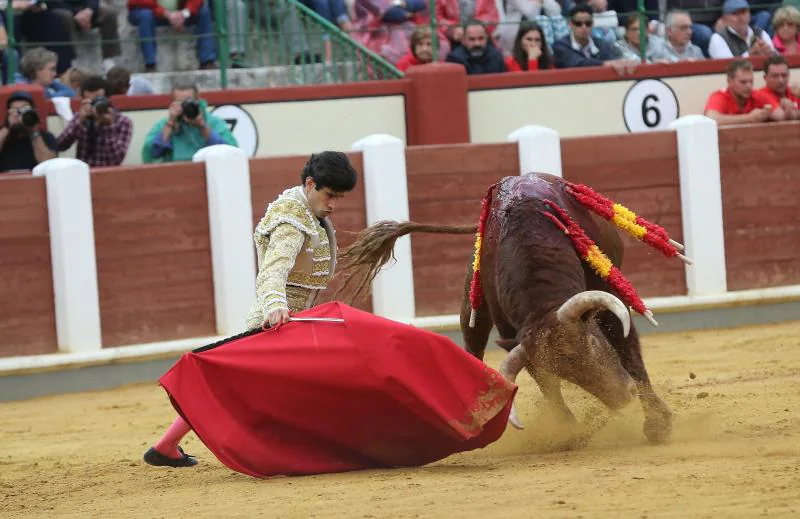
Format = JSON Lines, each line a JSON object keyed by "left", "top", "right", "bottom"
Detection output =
{"left": 142, "top": 81, "right": 237, "bottom": 163}
{"left": 56, "top": 76, "right": 134, "bottom": 167}
{"left": 0, "top": 91, "right": 57, "bottom": 173}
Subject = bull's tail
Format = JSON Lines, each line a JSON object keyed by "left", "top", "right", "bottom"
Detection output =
{"left": 334, "top": 221, "right": 477, "bottom": 302}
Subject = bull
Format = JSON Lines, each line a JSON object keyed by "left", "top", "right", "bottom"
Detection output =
{"left": 336, "top": 173, "right": 688, "bottom": 445}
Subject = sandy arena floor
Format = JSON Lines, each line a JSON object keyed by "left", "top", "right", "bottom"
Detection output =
{"left": 2, "top": 321, "right": 799, "bottom": 519}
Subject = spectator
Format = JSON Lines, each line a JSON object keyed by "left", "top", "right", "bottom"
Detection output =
{"left": 0, "top": 91, "right": 57, "bottom": 173}
{"left": 106, "top": 66, "right": 156, "bottom": 96}
{"left": 127, "top": 0, "right": 218, "bottom": 72}
{"left": 587, "top": 0, "right": 618, "bottom": 47}
{"left": 396, "top": 26, "right": 435, "bottom": 71}
{"left": 353, "top": 0, "right": 429, "bottom": 64}
{"left": 56, "top": 76, "right": 134, "bottom": 167}
{"left": 657, "top": 9, "right": 705, "bottom": 62}
{"left": 445, "top": 20, "right": 507, "bottom": 74}
{"left": 653, "top": 0, "right": 722, "bottom": 56}
{"left": 614, "top": 13, "right": 668, "bottom": 62}
{"left": 0, "top": 12, "right": 20, "bottom": 85}
{"left": 60, "top": 67, "right": 90, "bottom": 95}
{"left": 497, "top": 0, "right": 562, "bottom": 55}
{"left": 210, "top": 0, "right": 249, "bottom": 64}
{"left": 142, "top": 81, "right": 237, "bottom": 163}
{"left": 14, "top": 0, "right": 76, "bottom": 74}
{"left": 505, "top": 21, "right": 554, "bottom": 71}
{"left": 435, "top": 0, "right": 463, "bottom": 52}
{"left": 15, "top": 48, "right": 77, "bottom": 99}
{"left": 48, "top": 0, "right": 123, "bottom": 72}
{"left": 704, "top": 59, "right": 776, "bottom": 125}
{"left": 771, "top": 5, "right": 800, "bottom": 55}
{"left": 553, "top": 3, "right": 635, "bottom": 73}
{"left": 708, "top": 0, "right": 775, "bottom": 58}
{"left": 305, "top": 0, "right": 353, "bottom": 30}
{"left": 754, "top": 55, "right": 799, "bottom": 120}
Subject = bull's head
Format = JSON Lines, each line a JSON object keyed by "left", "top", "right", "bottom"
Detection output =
{"left": 499, "top": 290, "right": 638, "bottom": 429}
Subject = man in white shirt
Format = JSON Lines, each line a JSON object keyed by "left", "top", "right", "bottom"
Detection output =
{"left": 708, "top": 0, "right": 775, "bottom": 58}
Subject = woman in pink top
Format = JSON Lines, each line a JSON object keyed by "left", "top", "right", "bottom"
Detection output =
{"left": 772, "top": 5, "right": 800, "bottom": 55}
{"left": 504, "top": 21, "right": 553, "bottom": 72}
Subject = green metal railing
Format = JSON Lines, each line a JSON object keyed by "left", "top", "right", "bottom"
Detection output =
{"left": 3, "top": 0, "right": 402, "bottom": 89}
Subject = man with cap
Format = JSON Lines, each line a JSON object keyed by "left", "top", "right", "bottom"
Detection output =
{"left": 708, "top": 0, "right": 775, "bottom": 58}
{"left": 0, "top": 91, "right": 57, "bottom": 174}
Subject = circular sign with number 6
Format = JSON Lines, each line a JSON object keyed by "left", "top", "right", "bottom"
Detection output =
{"left": 622, "top": 79, "right": 680, "bottom": 133}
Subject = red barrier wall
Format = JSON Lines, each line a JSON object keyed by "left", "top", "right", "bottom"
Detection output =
{"left": 2, "top": 123, "right": 800, "bottom": 358}
{"left": 719, "top": 123, "right": 800, "bottom": 290}
{"left": 91, "top": 163, "right": 216, "bottom": 347}
{"left": 0, "top": 175, "right": 57, "bottom": 356}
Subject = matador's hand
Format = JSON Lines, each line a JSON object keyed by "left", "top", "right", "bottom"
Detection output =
{"left": 264, "top": 308, "right": 290, "bottom": 328}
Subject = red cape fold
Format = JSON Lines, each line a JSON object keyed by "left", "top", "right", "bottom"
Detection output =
{"left": 159, "top": 301, "right": 517, "bottom": 478}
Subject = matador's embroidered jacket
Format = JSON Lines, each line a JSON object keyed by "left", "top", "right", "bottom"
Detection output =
{"left": 245, "top": 186, "right": 337, "bottom": 329}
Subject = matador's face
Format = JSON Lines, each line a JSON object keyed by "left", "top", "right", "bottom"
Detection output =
{"left": 304, "top": 178, "right": 345, "bottom": 219}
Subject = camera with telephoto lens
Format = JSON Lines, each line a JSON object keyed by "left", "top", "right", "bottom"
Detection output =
{"left": 19, "top": 106, "right": 40, "bottom": 128}
{"left": 91, "top": 96, "right": 112, "bottom": 117}
{"left": 181, "top": 98, "right": 200, "bottom": 120}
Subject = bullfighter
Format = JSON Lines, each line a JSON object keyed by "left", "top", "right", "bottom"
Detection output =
{"left": 143, "top": 150, "right": 359, "bottom": 468}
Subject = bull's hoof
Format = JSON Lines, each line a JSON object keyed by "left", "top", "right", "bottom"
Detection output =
{"left": 643, "top": 415, "right": 673, "bottom": 444}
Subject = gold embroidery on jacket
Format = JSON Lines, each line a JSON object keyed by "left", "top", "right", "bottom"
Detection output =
{"left": 245, "top": 186, "right": 334, "bottom": 329}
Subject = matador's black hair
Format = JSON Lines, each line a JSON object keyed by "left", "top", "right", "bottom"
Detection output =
{"left": 300, "top": 151, "right": 358, "bottom": 193}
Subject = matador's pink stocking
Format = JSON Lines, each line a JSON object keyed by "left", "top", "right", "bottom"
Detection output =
{"left": 153, "top": 415, "right": 192, "bottom": 459}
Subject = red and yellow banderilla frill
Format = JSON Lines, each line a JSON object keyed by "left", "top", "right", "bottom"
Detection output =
{"left": 468, "top": 184, "right": 496, "bottom": 328}
{"left": 563, "top": 181, "right": 691, "bottom": 265}
{"left": 541, "top": 199, "right": 656, "bottom": 325}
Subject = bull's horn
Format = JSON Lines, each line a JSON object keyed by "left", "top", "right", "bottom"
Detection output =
{"left": 556, "top": 290, "right": 631, "bottom": 338}
{"left": 498, "top": 345, "right": 529, "bottom": 430}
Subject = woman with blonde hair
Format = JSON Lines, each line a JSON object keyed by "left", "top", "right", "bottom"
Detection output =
{"left": 772, "top": 5, "right": 800, "bottom": 55}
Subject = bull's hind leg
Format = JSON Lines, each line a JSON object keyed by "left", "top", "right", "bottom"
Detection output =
{"left": 598, "top": 310, "right": 674, "bottom": 444}
{"left": 460, "top": 262, "right": 494, "bottom": 360}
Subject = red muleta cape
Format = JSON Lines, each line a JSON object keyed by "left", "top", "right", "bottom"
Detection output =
{"left": 159, "top": 301, "right": 517, "bottom": 478}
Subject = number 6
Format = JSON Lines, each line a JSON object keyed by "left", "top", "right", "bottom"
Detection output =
{"left": 642, "top": 94, "right": 661, "bottom": 128}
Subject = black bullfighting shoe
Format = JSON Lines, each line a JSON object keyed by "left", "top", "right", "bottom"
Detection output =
{"left": 143, "top": 446, "right": 198, "bottom": 468}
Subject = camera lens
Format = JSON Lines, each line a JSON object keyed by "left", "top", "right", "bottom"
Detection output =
{"left": 181, "top": 99, "right": 200, "bottom": 120}
{"left": 20, "top": 108, "right": 39, "bottom": 128}
{"left": 92, "top": 96, "right": 111, "bottom": 116}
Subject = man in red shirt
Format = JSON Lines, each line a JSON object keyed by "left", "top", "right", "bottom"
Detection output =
{"left": 704, "top": 59, "right": 776, "bottom": 126}
{"left": 754, "top": 55, "right": 800, "bottom": 121}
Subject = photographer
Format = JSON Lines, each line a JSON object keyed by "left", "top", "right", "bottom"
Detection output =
{"left": 56, "top": 76, "right": 134, "bottom": 167}
{"left": 143, "top": 82, "right": 237, "bottom": 163}
{"left": 0, "top": 91, "right": 57, "bottom": 173}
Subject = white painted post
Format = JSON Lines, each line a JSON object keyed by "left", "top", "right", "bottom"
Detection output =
{"left": 668, "top": 115, "right": 728, "bottom": 296}
{"left": 507, "top": 124, "right": 563, "bottom": 177}
{"left": 32, "top": 158, "right": 102, "bottom": 353}
{"left": 193, "top": 145, "right": 256, "bottom": 335}
{"left": 352, "top": 134, "right": 415, "bottom": 321}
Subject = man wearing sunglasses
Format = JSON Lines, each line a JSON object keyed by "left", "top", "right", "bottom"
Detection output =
{"left": 553, "top": 3, "right": 637, "bottom": 74}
